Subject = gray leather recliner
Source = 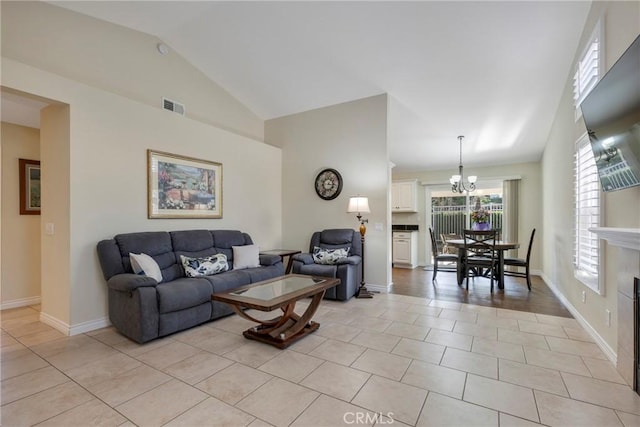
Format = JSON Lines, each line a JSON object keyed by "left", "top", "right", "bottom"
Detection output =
{"left": 291, "top": 228, "right": 362, "bottom": 301}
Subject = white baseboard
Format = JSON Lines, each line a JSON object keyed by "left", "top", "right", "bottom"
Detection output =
{"left": 39, "top": 312, "right": 70, "bottom": 336}
{"left": 1, "top": 296, "right": 41, "bottom": 310}
{"left": 539, "top": 272, "right": 617, "bottom": 364}
{"left": 366, "top": 282, "right": 392, "bottom": 294}
{"left": 70, "top": 317, "right": 111, "bottom": 335}
{"left": 39, "top": 312, "right": 110, "bottom": 336}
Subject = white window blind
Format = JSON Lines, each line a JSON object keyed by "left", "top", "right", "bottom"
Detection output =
{"left": 574, "top": 22, "right": 603, "bottom": 119}
{"left": 574, "top": 134, "right": 601, "bottom": 293}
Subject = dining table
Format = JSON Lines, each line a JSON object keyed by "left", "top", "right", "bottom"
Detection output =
{"left": 445, "top": 239, "right": 520, "bottom": 290}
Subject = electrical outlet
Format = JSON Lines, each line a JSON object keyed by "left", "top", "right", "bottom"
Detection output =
{"left": 581, "top": 290, "right": 586, "bottom": 303}
{"left": 606, "top": 309, "right": 611, "bottom": 327}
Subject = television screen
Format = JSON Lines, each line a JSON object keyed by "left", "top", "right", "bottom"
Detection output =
{"left": 580, "top": 34, "right": 640, "bottom": 192}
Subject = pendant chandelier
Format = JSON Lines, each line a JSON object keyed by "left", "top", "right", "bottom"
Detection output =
{"left": 450, "top": 135, "right": 477, "bottom": 193}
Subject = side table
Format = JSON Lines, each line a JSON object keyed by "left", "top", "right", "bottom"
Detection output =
{"left": 260, "top": 249, "right": 302, "bottom": 274}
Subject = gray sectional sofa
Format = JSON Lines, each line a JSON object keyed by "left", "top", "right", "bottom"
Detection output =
{"left": 97, "top": 229, "right": 284, "bottom": 343}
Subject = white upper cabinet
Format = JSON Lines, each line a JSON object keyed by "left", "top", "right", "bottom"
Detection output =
{"left": 391, "top": 180, "right": 417, "bottom": 212}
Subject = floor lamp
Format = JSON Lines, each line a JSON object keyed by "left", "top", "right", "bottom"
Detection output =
{"left": 347, "top": 196, "right": 374, "bottom": 298}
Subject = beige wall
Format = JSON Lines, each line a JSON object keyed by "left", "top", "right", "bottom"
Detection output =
{"left": 266, "top": 95, "right": 391, "bottom": 289}
{"left": 2, "top": 57, "right": 281, "bottom": 333}
{"left": 541, "top": 1, "right": 640, "bottom": 353}
{"left": 40, "top": 104, "right": 71, "bottom": 326}
{"left": 1, "top": 0, "right": 282, "bottom": 332}
{"left": 0, "top": 122, "right": 41, "bottom": 307}
{"left": 393, "top": 162, "right": 542, "bottom": 270}
{"left": 1, "top": 1, "right": 264, "bottom": 141}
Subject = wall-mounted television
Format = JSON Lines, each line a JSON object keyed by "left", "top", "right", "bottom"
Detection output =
{"left": 580, "top": 34, "right": 640, "bottom": 192}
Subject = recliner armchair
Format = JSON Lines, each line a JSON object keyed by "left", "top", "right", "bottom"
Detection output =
{"left": 291, "top": 228, "right": 362, "bottom": 301}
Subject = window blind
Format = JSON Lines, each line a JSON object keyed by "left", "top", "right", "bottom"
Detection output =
{"left": 574, "top": 135, "right": 600, "bottom": 288}
{"left": 573, "top": 23, "right": 602, "bottom": 118}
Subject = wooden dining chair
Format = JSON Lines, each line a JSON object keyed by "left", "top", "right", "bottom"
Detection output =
{"left": 463, "top": 229, "right": 498, "bottom": 291}
{"left": 429, "top": 227, "right": 458, "bottom": 281}
{"left": 440, "top": 233, "right": 461, "bottom": 254}
{"left": 503, "top": 228, "right": 536, "bottom": 290}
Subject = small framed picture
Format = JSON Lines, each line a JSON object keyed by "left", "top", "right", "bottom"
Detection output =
{"left": 19, "top": 158, "right": 41, "bottom": 215}
{"left": 148, "top": 150, "right": 223, "bottom": 219}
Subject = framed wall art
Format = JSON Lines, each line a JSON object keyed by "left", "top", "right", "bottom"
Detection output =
{"left": 19, "top": 158, "right": 41, "bottom": 215}
{"left": 148, "top": 150, "right": 223, "bottom": 219}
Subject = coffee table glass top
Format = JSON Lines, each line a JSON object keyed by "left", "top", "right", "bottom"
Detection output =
{"left": 230, "top": 276, "right": 325, "bottom": 300}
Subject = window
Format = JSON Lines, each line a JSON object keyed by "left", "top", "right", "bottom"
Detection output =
{"left": 574, "top": 132, "right": 603, "bottom": 294}
{"left": 573, "top": 20, "right": 603, "bottom": 120}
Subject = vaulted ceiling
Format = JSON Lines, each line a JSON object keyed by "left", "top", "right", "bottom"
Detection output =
{"left": 15, "top": 1, "right": 592, "bottom": 172}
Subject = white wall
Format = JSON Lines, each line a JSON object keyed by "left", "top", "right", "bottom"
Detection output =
{"left": 393, "top": 162, "right": 542, "bottom": 270}
{"left": 1, "top": 1, "right": 264, "bottom": 141}
{"left": 266, "top": 95, "right": 391, "bottom": 289}
{"left": 0, "top": 122, "right": 41, "bottom": 308}
{"left": 2, "top": 64, "right": 281, "bottom": 333}
{"left": 541, "top": 1, "right": 640, "bottom": 352}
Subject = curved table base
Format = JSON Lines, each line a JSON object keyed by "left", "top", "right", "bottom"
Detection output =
{"left": 230, "top": 289, "right": 327, "bottom": 349}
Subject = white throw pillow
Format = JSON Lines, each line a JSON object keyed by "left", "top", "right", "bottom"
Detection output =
{"left": 129, "top": 253, "right": 163, "bottom": 283}
{"left": 180, "top": 254, "right": 228, "bottom": 277}
{"left": 232, "top": 245, "right": 260, "bottom": 270}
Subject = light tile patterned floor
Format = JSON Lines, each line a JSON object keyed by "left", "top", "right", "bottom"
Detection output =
{"left": 2, "top": 294, "right": 640, "bottom": 426}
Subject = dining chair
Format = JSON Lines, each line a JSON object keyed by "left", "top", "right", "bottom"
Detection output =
{"left": 429, "top": 227, "right": 458, "bottom": 282}
{"left": 503, "top": 228, "right": 536, "bottom": 290}
{"left": 440, "top": 233, "right": 460, "bottom": 254}
{"left": 463, "top": 229, "right": 498, "bottom": 291}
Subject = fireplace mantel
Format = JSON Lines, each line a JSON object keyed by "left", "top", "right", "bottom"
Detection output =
{"left": 590, "top": 227, "right": 640, "bottom": 251}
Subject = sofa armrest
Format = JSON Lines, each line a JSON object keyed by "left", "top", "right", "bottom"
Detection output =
{"left": 335, "top": 255, "right": 362, "bottom": 265}
{"left": 107, "top": 273, "right": 157, "bottom": 292}
{"left": 259, "top": 253, "right": 281, "bottom": 266}
{"left": 292, "top": 253, "right": 314, "bottom": 265}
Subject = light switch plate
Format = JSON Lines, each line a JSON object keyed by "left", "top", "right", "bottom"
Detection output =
{"left": 45, "top": 223, "right": 54, "bottom": 235}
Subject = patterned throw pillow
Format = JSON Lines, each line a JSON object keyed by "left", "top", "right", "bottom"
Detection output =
{"left": 312, "top": 246, "right": 350, "bottom": 265}
{"left": 180, "top": 254, "right": 229, "bottom": 277}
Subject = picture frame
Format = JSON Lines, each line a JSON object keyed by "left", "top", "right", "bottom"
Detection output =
{"left": 19, "top": 158, "right": 41, "bottom": 215}
{"left": 148, "top": 150, "right": 223, "bottom": 219}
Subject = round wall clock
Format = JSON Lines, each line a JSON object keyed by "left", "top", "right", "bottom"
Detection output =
{"left": 314, "top": 168, "right": 343, "bottom": 200}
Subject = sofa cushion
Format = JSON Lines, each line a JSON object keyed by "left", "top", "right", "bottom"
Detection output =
{"left": 115, "top": 232, "right": 180, "bottom": 282}
{"left": 156, "top": 278, "right": 213, "bottom": 314}
{"left": 211, "top": 230, "right": 252, "bottom": 262}
{"left": 232, "top": 245, "right": 260, "bottom": 270}
{"left": 204, "top": 270, "right": 252, "bottom": 293}
{"left": 211, "top": 230, "right": 250, "bottom": 248}
{"left": 129, "top": 253, "right": 163, "bottom": 282}
{"left": 244, "top": 264, "right": 285, "bottom": 283}
{"left": 170, "top": 230, "right": 214, "bottom": 252}
{"left": 296, "top": 263, "right": 337, "bottom": 278}
{"left": 180, "top": 254, "right": 228, "bottom": 277}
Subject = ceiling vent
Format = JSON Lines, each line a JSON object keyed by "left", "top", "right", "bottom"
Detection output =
{"left": 162, "top": 97, "right": 185, "bottom": 116}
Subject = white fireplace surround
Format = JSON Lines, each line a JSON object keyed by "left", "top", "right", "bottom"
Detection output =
{"left": 591, "top": 227, "right": 640, "bottom": 388}
{"left": 591, "top": 227, "right": 640, "bottom": 251}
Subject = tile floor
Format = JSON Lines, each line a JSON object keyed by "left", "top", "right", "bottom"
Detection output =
{"left": 2, "top": 294, "right": 640, "bottom": 426}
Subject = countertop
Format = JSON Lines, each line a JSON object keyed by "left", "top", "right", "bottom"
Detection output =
{"left": 392, "top": 224, "right": 419, "bottom": 231}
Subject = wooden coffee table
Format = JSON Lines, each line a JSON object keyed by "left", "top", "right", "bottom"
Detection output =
{"left": 211, "top": 274, "right": 340, "bottom": 349}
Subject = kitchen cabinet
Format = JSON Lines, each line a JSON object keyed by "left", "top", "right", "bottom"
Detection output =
{"left": 392, "top": 180, "right": 417, "bottom": 212}
{"left": 392, "top": 231, "right": 418, "bottom": 268}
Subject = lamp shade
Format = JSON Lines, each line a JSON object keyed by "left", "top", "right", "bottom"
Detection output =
{"left": 347, "top": 196, "right": 370, "bottom": 214}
